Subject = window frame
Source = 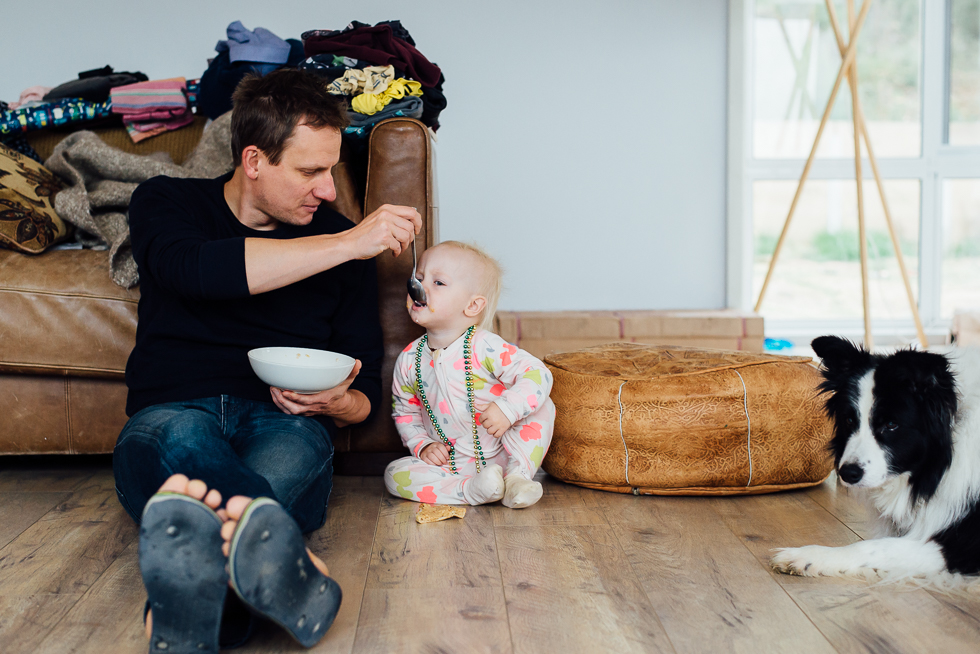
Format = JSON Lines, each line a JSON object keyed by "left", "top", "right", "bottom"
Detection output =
{"left": 727, "top": 0, "right": 980, "bottom": 343}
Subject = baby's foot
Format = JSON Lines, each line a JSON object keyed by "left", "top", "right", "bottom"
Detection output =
{"left": 502, "top": 476, "right": 543, "bottom": 509}
{"left": 462, "top": 464, "right": 505, "bottom": 505}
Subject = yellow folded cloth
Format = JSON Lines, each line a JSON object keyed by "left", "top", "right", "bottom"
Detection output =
{"left": 351, "top": 78, "right": 423, "bottom": 115}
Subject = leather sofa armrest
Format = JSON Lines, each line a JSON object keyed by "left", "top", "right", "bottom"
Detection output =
{"left": 338, "top": 118, "right": 434, "bottom": 457}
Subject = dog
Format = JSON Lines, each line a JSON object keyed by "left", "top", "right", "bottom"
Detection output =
{"left": 770, "top": 335, "right": 980, "bottom": 580}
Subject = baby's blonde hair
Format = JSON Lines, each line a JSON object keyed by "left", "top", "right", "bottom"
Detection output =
{"left": 436, "top": 240, "right": 503, "bottom": 332}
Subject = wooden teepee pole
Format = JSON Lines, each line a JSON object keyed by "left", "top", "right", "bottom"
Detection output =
{"left": 825, "top": 0, "right": 929, "bottom": 348}
{"left": 754, "top": 0, "right": 873, "bottom": 313}
{"left": 847, "top": 0, "right": 874, "bottom": 348}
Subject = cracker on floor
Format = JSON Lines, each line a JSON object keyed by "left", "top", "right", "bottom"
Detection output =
{"left": 416, "top": 503, "right": 466, "bottom": 524}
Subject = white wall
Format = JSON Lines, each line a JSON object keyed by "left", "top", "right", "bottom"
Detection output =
{"left": 1, "top": 0, "right": 728, "bottom": 311}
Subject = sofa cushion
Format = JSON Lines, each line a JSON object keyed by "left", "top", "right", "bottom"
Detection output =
{"left": 0, "top": 248, "right": 138, "bottom": 377}
{"left": 0, "top": 373, "right": 128, "bottom": 453}
{"left": 0, "top": 144, "right": 70, "bottom": 253}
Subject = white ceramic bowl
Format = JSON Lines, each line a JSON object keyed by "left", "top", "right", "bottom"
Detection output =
{"left": 247, "top": 347, "right": 355, "bottom": 393}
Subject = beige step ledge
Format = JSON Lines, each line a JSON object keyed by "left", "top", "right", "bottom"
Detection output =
{"left": 493, "top": 310, "right": 764, "bottom": 358}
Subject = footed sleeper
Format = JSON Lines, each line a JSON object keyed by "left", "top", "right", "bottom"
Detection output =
{"left": 386, "top": 329, "right": 555, "bottom": 505}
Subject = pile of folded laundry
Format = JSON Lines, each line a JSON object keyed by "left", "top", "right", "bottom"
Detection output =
{"left": 1, "top": 18, "right": 447, "bottom": 160}
{"left": 109, "top": 78, "right": 194, "bottom": 143}
{"left": 1, "top": 66, "right": 145, "bottom": 160}
{"left": 298, "top": 19, "right": 447, "bottom": 137}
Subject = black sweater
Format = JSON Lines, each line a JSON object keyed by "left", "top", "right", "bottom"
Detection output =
{"left": 124, "top": 173, "right": 383, "bottom": 432}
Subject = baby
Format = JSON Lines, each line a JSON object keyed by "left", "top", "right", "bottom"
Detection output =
{"left": 385, "top": 241, "right": 555, "bottom": 508}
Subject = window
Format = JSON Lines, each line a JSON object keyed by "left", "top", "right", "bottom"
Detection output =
{"left": 728, "top": 0, "right": 980, "bottom": 348}
{"left": 948, "top": 1, "right": 980, "bottom": 144}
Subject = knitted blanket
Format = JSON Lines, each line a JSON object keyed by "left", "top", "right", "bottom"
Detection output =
{"left": 45, "top": 112, "right": 234, "bottom": 288}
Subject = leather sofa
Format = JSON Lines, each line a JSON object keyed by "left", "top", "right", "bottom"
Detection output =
{"left": 0, "top": 116, "right": 435, "bottom": 474}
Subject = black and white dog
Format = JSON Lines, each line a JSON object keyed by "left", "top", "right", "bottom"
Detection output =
{"left": 770, "top": 335, "right": 980, "bottom": 580}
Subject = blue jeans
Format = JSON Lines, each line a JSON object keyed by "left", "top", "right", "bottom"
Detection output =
{"left": 113, "top": 396, "right": 334, "bottom": 534}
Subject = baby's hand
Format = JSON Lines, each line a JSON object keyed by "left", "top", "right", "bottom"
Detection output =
{"left": 477, "top": 402, "right": 513, "bottom": 437}
{"left": 419, "top": 442, "right": 451, "bottom": 466}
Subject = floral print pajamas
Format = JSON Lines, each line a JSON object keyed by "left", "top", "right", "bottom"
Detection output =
{"left": 385, "top": 329, "right": 555, "bottom": 505}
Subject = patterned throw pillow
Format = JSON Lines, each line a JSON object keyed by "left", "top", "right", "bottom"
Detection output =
{"left": 0, "top": 143, "right": 70, "bottom": 253}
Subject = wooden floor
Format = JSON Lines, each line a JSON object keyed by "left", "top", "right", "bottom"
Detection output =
{"left": 1, "top": 458, "right": 979, "bottom": 654}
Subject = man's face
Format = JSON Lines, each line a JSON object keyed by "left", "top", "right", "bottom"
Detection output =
{"left": 252, "top": 124, "right": 342, "bottom": 227}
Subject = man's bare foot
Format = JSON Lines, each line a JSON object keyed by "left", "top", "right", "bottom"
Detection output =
{"left": 145, "top": 474, "right": 223, "bottom": 640}
{"left": 218, "top": 496, "right": 341, "bottom": 647}
{"left": 219, "top": 495, "right": 330, "bottom": 577}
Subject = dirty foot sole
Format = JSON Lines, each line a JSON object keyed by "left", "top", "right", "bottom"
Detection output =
{"left": 139, "top": 493, "right": 227, "bottom": 654}
{"left": 228, "top": 498, "right": 342, "bottom": 647}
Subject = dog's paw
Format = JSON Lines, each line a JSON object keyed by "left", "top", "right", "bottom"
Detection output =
{"left": 770, "top": 546, "right": 828, "bottom": 576}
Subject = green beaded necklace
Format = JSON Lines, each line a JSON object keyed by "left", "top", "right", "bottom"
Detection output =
{"left": 414, "top": 325, "right": 487, "bottom": 475}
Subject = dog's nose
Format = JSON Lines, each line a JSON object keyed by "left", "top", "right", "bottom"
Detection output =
{"left": 838, "top": 463, "right": 864, "bottom": 485}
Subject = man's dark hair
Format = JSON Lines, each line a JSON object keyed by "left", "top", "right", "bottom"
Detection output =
{"left": 230, "top": 69, "right": 349, "bottom": 167}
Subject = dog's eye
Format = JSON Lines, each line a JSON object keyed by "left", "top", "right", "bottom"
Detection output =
{"left": 845, "top": 417, "right": 856, "bottom": 427}
{"left": 884, "top": 421, "right": 898, "bottom": 432}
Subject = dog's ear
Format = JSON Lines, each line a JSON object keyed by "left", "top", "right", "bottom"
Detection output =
{"left": 893, "top": 350, "right": 956, "bottom": 400}
{"left": 885, "top": 350, "right": 957, "bottom": 502}
{"left": 811, "top": 336, "right": 870, "bottom": 375}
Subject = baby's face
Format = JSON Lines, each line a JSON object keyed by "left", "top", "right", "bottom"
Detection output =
{"left": 407, "top": 246, "right": 483, "bottom": 330}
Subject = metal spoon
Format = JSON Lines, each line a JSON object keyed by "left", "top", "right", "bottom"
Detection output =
{"left": 407, "top": 210, "right": 427, "bottom": 305}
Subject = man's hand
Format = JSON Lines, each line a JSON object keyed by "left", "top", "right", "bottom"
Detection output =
{"left": 346, "top": 204, "right": 421, "bottom": 259}
{"left": 477, "top": 402, "right": 513, "bottom": 437}
{"left": 271, "top": 359, "right": 366, "bottom": 426}
{"left": 419, "top": 442, "right": 451, "bottom": 466}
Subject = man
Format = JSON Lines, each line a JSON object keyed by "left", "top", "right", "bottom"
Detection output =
{"left": 113, "top": 69, "right": 421, "bottom": 651}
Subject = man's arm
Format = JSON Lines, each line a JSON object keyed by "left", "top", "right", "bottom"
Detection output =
{"left": 271, "top": 253, "right": 384, "bottom": 426}
{"left": 132, "top": 177, "right": 419, "bottom": 301}
{"left": 245, "top": 204, "right": 421, "bottom": 295}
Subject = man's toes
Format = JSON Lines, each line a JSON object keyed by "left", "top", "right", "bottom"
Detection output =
{"left": 306, "top": 548, "right": 330, "bottom": 577}
{"left": 222, "top": 541, "right": 231, "bottom": 557}
{"left": 203, "top": 488, "right": 222, "bottom": 509}
{"left": 186, "top": 479, "right": 209, "bottom": 500}
{"left": 158, "top": 474, "right": 190, "bottom": 494}
{"left": 225, "top": 495, "right": 252, "bottom": 521}
{"left": 220, "top": 519, "right": 238, "bottom": 543}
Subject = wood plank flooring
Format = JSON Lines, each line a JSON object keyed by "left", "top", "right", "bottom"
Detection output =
{"left": 1, "top": 456, "right": 979, "bottom": 653}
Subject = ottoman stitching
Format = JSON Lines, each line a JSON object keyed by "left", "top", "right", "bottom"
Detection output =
{"left": 617, "top": 381, "right": 631, "bottom": 488}
{"left": 732, "top": 369, "right": 753, "bottom": 487}
{"left": 549, "top": 358, "right": 814, "bottom": 381}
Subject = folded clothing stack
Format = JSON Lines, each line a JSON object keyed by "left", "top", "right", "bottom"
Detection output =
{"left": 110, "top": 78, "right": 193, "bottom": 143}
{"left": 300, "top": 20, "right": 447, "bottom": 134}
{"left": 198, "top": 21, "right": 304, "bottom": 120}
{"left": 1, "top": 97, "right": 115, "bottom": 161}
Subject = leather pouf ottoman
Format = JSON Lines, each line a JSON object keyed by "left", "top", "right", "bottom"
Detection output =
{"left": 542, "top": 343, "right": 833, "bottom": 495}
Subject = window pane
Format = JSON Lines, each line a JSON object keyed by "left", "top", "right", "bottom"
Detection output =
{"left": 942, "top": 180, "right": 980, "bottom": 316}
{"left": 949, "top": 0, "right": 980, "bottom": 145}
{"left": 754, "top": 0, "right": 921, "bottom": 158}
{"left": 754, "top": 180, "right": 921, "bottom": 320}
